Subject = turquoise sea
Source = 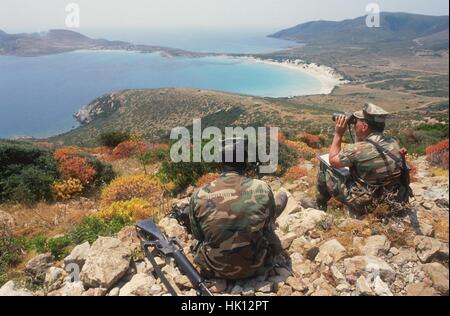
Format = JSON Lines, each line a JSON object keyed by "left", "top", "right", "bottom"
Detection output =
{"left": 0, "top": 31, "right": 319, "bottom": 138}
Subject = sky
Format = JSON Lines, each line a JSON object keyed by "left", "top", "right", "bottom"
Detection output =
{"left": 1, "top": 0, "right": 449, "bottom": 33}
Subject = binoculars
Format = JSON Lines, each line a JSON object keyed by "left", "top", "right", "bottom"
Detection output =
{"left": 332, "top": 112, "right": 356, "bottom": 125}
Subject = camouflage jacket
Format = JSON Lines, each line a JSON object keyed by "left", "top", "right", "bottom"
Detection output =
{"left": 189, "top": 171, "right": 276, "bottom": 280}
{"left": 339, "top": 132, "right": 402, "bottom": 186}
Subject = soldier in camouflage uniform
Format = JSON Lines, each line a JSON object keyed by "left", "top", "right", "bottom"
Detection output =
{"left": 189, "top": 138, "right": 287, "bottom": 280}
{"left": 316, "top": 103, "right": 404, "bottom": 215}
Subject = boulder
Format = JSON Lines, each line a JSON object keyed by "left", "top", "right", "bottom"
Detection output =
{"left": 174, "top": 274, "right": 192, "bottom": 290}
{"left": 117, "top": 225, "right": 141, "bottom": 252}
{"left": 158, "top": 218, "right": 186, "bottom": 242}
{"left": 82, "top": 288, "right": 107, "bottom": 296}
{"left": 344, "top": 256, "right": 395, "bottom": 284}
{"left": 276, "top": 190, "right": 301, "bottom": 223}
{"left": 119, "top": 273, "right": 161, "bottom": 296}
{"left": 391, "top": 248, "right": 419, "bottom": 266}
{"left": 286, "top": 276, "right": 307, "bottom": 292}
{"left": 44, "top": 267, "right": 66, "bottom": 292}
{"left": 0, "top": 281, "right": 33, "bottom": 296}
{"left": 47, "top": 281, "right": 85, "bottom": 296}
{"left": 360, "top": 235, "right": 391, "bottom": 256}
{"left": 414, "top": 236, "right": 449, "bottom": 263}
{"left": 421, "top": 262, "right": 449, "bottom": 294}
{"left": 373, "top": 276, "right": 393, "bottom": 296}
{"left": 64, "top": 241, "right": 90, "bottom": 270}
{"left": 405, "top": 282, "right": 438, "bottom": 296}
{"left": 25, "top": 253, "right": 54, "bottom": 277}
{"left": 356, "top": 276, "right": 374, "bottom": 296}
{"left": 277, "top": 285, "right": 293, "bottom": 296}
{"left": 280, "top": 232, "right": 297, "bottom": 250}
{"left": 315, "top": 239, "right": 347, "bottom": 265}
{"left": 80, "top": 237, "right": 132, "bottom": 289}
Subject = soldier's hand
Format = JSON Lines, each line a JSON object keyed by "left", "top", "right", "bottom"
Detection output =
{"left": 335, "top": 114, "right": 349, "bottom": 136}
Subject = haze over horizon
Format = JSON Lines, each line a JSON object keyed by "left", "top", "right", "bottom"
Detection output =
{"left": 1, "top": 0, "right": 448, "bottom": 34}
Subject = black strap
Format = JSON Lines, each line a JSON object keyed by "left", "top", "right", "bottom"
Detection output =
{"left": 366, "top": 139, "right": 404, "bottom": 168}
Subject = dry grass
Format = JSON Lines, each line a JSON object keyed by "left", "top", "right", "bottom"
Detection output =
{"left": 109, "top": 158, "right": 161, "bottom": 177}
{"left": 4, "top": 199, "right": 96, "bottom": 238}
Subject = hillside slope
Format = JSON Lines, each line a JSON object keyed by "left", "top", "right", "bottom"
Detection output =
{"left": 48, "top": 88, "right": 338, "bottom": 146}
{"left": 269, "top": 12, "right": 449, "bottom": 47}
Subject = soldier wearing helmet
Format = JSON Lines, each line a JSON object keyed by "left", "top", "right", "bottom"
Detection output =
{"left": 189, "top": 137, "right": 288, "bottom": 280}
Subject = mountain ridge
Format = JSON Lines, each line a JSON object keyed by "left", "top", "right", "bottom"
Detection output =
{"left": 269, "top": 12, "right": 449, "bottom": 47}
{"left": 0, "top": 29, "right": 207, "bottom": 57}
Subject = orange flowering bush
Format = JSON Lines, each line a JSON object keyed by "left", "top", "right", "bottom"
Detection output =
{"left": 112, "top": 140, "right": 150, "bottom": 160}
{"left": 195, "top": 173, "right": 220, "bottom": 187}
{"left": 57, "top": 155, "right": 97, "bottom": 185}
{"left": 53, "top": 147, "right": 80, "bottom": 161}
{"left": 284, "top": 166, "right": 309, "bottom": 182}
{"left": 100, "top": 175, "right": 163, "bottom": 207}
{"left": 297, "top": 133, "right": 326, "bottom": 149}
{"left": 426, "top": 139, "right": 449, "bottom": 169}
{"left": 283, "top": 139, "right": 319, "bottom": 159}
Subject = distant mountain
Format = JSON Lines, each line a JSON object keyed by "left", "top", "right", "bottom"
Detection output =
{"left": 269, "top": 12, "right": 449, "bottom": 47}
{"left": 0, "top": 29, "right": 205, "bottom": 57}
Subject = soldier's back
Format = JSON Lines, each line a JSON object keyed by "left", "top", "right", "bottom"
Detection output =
{"left": 341, "top": 132, "right": 402, "bottom": 185}
{"left": 190, "top": 172, "right": 275, "bottom": 279}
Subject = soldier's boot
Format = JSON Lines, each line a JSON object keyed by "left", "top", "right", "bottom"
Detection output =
{"left": 274, "top": 191, "right": 288, "bottom": 218}
{"left": 316, "top": 193, "right": 329, "bottom": 212}
{"left": 316, "top": 180, "right": 331, "bottom": 211}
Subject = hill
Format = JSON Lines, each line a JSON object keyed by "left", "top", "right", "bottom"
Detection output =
{"left": 48, "top": 88, "right": 341, "bottom": 147}
{"left": 0, "top": 29, "right": 204, "bottom": 57}
{"left": 269, "top": 12, "right": 449, "bottom": 48}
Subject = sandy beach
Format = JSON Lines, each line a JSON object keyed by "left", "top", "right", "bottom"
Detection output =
{"left": 239, "top": 56, "right": 348, "bottom": 95}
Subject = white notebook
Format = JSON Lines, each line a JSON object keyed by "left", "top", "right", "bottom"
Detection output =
{"left": 317, "top": 153, "right": 350, "bottom": 177}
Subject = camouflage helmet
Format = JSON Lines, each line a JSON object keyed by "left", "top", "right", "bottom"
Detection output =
{"left": 354, "top": 103, "right": 390, "bottom": 123}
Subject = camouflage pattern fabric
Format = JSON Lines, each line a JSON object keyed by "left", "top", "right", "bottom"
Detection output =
{"left": 189, "top": 171, "right": 276, "bottom": 280}
{"left": 354, "top": 103, "right": 390, "bottom": 123}
{"left": 339, "top": 132, "right": 402, "bottom": 185}
{"left": 317, "top": 132, "right": 402, "bottom": 212}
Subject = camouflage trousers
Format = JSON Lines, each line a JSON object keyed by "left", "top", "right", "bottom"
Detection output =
{"left": 316, "top": 162, "right": 374, "bottom": 213}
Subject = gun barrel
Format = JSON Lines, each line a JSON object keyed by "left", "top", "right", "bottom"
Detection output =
{"left": 172, "top": 249, "right": 205, "bottom": 286}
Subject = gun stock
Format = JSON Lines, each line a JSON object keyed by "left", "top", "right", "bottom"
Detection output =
{"left": 136, "top": 219, "right": 212, "bottom": 296}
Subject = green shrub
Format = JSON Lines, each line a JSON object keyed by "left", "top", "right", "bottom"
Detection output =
{"left": 276, "top": 142, "right": 300, "bottom": 176}
{"left": 141, "top": 147, "right": 169, "bottom": 164}
{"left": 98, "top": 131, "right": 130, "bottom": 148}
{"left": 70, "top": 215, "right": 132, "bottom": 244}
{"left": 0, "top": 141, "right": 58, "bottom": 204}
{"left": 27, "top": 235, "right": 48, "bottom": 254}
{"left": 84, "top": 155, "right": 115, "bottom": 192}
{"left": 0, "top": 228, "right": 25, "bottom": 286}
{"left": 157, "top": 160, "right": 218, "bottom": 194}
{"left": 47, "top": 236, "right": 72, "bottom": 260}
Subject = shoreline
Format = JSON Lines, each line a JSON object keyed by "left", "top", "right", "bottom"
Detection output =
{"left": 237, "top": 56, "right": 348, "bottom": 95}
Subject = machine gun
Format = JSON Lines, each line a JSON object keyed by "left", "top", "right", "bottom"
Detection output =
{"left": 135, "top": 219, "right": 212, "bottom": 296}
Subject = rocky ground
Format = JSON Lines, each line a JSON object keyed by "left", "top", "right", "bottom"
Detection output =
{"left": 1, "top": 157, "right": 448, "bottom": 296}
